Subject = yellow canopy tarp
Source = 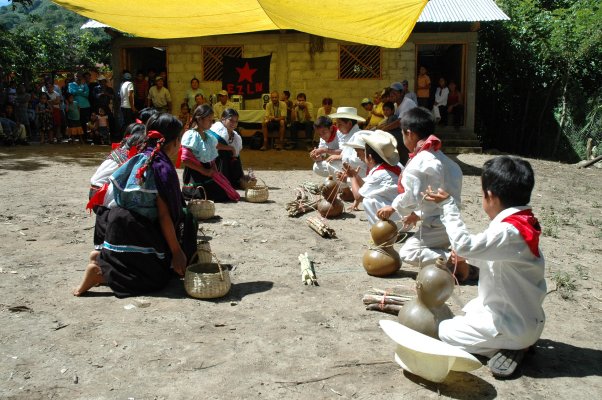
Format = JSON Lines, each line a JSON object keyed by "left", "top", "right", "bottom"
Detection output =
{"left": 53, "top": 0, "right": 428, "bottom": 48}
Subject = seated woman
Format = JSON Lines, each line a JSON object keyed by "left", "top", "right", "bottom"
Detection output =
{"left": 74, "top": 113, "right": 197, "bottom": 297}
{"left": 209, "top": 108, "right": 244, "bottom": 189}
{"left": 181, "top": 104, "right": 239, "bottom": 202}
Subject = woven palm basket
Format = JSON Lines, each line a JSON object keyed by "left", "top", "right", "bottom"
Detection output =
{"left": 245, "top": 178, "right": 269, "bottom": 203}
{"left": 187, "top": 186, "right": 215, "bottom": 220}
{"left": 184, "top": 251, "right": 231, "bottom": 299}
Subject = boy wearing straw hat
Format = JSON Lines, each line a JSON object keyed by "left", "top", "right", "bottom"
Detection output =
{"left": 423, "top": 156, "right": 546, "bottom": 379}
{"left": 312, "top": 106, "right": 365, "bottom": 177}
{"left": 377, "top": 107, "right": 462, "bottom": 269}
{"left": 342, "top": 130, "right": 402, "bottom": 225}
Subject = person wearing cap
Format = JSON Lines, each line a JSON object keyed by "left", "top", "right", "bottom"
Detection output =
{"left": 119, "top": 72, "right": 136, "bottom": 130}
{"left": 261, "top": 91, "right": 287, "bottom": 151}
{"left": 360, "top": 97, "right": 383, "bottom": 129}
{"left": 147, "top": 76, "right": 172, "bottom": 113}
{"left": 312, "top": 106, "right": 365, "bottom": 177}
{"left": 380, "top": 81, "right": 418, "bottom": 164}
{"left": 213, "top": 90, "right": 234, "bottom": 120}
{"left": 290, "top": 92, "right": 314, "bottom": 148}
{"left": 342, "top": 130, "right": 402, "bottom": 225}
{"left": 401, "top": 79, "right": 418, "bottom": 104}
{"left": 377, "top": 107, "right": 462, "bottom": 267}
{"left": 185, "top": 78, "right": 205, "bottom": 112}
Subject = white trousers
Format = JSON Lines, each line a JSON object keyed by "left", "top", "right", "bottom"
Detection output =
{"left": 398, "top": 218, "right": 450, "bottom": 266}
{"left": 439, "top": 315, "right": 543, "bottom": 357}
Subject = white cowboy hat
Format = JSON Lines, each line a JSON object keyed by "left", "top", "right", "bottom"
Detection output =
{"left": 329, "top": 106, "right": 366, "bottom": 122}
{"left": 341, "top": 130, "right": 369, "bottom": 149}
{"left": 380, "top": 320, "right": 482, "bottom": 383}
{"left": 360, "top": 130, "right": 400, "bottom": 166}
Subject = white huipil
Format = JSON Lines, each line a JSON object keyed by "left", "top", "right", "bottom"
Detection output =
{"left": 437, "top": 200, "right": 547, "bottom": 357}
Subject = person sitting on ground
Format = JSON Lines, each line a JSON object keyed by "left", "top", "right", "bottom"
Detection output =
{"left": 138, "top": 107, "right": 159, "bottom": 125}
{"left": 147, "top": 76, "right": 172, "bottom": 113}
{"left": 310, "top": 116, "right": 339, "bottom": 175}
{"left": 376, "top": 107, "right": 462, "bottom": 270}
{"left": 290, "top": 92, "right": 314, "bottom": 148}
{"left": 2, "top": 103, "right": 28, "bottom": 145}
{"left": 74, "top": 113, "right": 197, "bottom": 297}
{"left": 212, "top": 90, "right": 233, "bottom": 119}
{"left": 342, "top": 130, "right": 402, "bottom": 225}
{"left": 261, "top": 91, "right": 287, "bottom": 151}
{"left": 337, "top": 133, "right": 366, "bottom": 211}
{"left": 312, "top": 107, "right": 365, "bottom": 177}
{"left": 209, "top": 108, "right": 244, "bottom": 189}
{"left": 181, "top": 104, "right": 239, "bottom": 202}
{"left": 423, "top": 155, "right": 546, "bottom": 379}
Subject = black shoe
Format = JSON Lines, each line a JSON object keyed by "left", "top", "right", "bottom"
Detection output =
{"left": 488, "top": 349, "right": 526, "bottom": 379}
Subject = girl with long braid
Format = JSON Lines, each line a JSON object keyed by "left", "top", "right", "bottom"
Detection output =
{"left": 181, "top": 104, "right": 239, "bottom": 202}
{"left": 74, "top": 113, "right": 197, "bottom": 297}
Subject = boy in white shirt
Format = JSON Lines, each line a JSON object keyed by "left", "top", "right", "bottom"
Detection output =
{"left": 377, "top": 107, "right": 462, "bottom": 268}
{"left": 424, "top": 156, "right": 546, "bottom": 379}
{"left": 342, "top": 130, "right": 402, "bottom": 225}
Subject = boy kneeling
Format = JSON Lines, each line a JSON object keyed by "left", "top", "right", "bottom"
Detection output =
{"left": 424, "top": 156, "right": 546, "bottom": 378}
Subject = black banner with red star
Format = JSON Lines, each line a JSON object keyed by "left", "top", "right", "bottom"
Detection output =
{"left": 222, "top": 55, "right": 271, "bottom": 99}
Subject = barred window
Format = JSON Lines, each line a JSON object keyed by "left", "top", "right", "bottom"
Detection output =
{"left": 338, "top": 45, "right": 382, "bottom": 80}
{"left": 202, "top": 46, "right": 243, "bottom": 82}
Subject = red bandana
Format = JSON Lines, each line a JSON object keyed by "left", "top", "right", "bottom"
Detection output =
{"left": 502, "top": 209, "right": 541, "bottom": 257}
{"left": 86, "top": 183, "right": 108, "bottom": 213}
{"left": 370, "top": 163, "right": 402, "bottom": 176}
{"left": 397, "top": 135, "right": 442, "bottom": 193}
{"left": 326, "top": 125, "right": 337, "bottom": 143}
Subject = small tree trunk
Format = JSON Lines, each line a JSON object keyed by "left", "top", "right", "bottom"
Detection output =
{"left": 553, "top": 69, "right": 570, "bottom": 157}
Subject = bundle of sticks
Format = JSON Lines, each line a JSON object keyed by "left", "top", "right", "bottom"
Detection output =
{"left": 286, "top": 186, "right": 320, "bottom": 217}
{"left": 306, "top": 216, "right": 336, "bottom": 238}
{"left": 362, "top": 288, "right": 414, "bottom": 315}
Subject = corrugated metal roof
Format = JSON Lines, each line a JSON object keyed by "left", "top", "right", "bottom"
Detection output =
{"left": 418, "top": 0, "right": 510, "bottom": 22}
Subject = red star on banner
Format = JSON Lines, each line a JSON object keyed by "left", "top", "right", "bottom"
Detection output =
{"left": 236, "top": 62, "right": 257, "bottom": 83}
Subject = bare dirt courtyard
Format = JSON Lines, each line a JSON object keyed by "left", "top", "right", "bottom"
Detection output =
{"left": 0, "top": 145, "right": 601, "bottom": 400}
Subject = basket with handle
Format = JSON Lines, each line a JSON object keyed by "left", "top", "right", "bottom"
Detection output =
{"left": 239, "top": 175, "right": 257, "bottom": 191}
{"left": 187, "top": 186, "right": 215, "bottom": 220}
{"left": 184, "top": 251, "right": 231, "bottom": 299}
{"left": 196, "top": 240, "right": 212, "bottom": 264}
{"left": 245, "top": 178, "right": 269, "bottom": 203}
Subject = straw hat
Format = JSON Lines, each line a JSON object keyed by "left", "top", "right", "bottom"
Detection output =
{"left": 329, "top": 106, "right": 366, "bottom": 122}
{"left": 360, "top": 130, "right": 400, "bottom": 166}
{"left": 218, "top": 90, "right": 228, "bottom": 96}
{"left": 379, "top": 320, "right": 482, "bottom": 383}
{"left": 341, "top": 130, "right": 369, "bottom": 149}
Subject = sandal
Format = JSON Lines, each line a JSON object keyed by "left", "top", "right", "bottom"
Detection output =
{"left": 488, "top": 349, "right": 526, "bottom": 379}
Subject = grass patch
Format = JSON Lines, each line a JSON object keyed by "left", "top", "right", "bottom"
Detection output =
{"left": 552, "top": 271, "right": 576, "bottom": 300}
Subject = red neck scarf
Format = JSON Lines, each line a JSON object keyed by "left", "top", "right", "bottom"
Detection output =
{"left": 370, "top": 163, "right": 402, "bottom": 176}
{"left": 326, "top": 125, "right": 337, "bottom": 143}
{"left": 502, "top": 209, "right": 541, "bottom": 257}
{"left": 397, "top": 134, "right": 442, "bottom": 193}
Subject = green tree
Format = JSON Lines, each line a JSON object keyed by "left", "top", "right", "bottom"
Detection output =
{"left": 476, "top": 0, "right": 601, "bottom": 161}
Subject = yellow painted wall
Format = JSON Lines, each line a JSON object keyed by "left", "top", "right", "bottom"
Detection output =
{"left": 114, "top": 32, "right": 415, "bottom": 119}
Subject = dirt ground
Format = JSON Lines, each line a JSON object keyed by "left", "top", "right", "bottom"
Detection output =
{"left": 0, "top": 145, "right": 601, "bottom": 400}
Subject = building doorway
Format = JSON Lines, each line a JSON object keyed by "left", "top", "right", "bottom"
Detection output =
{"left": 416, "top": 43, "right": 466, "bottom": 127}
{"left": 121, "top": 47, "right": 168, "bottom": 83}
